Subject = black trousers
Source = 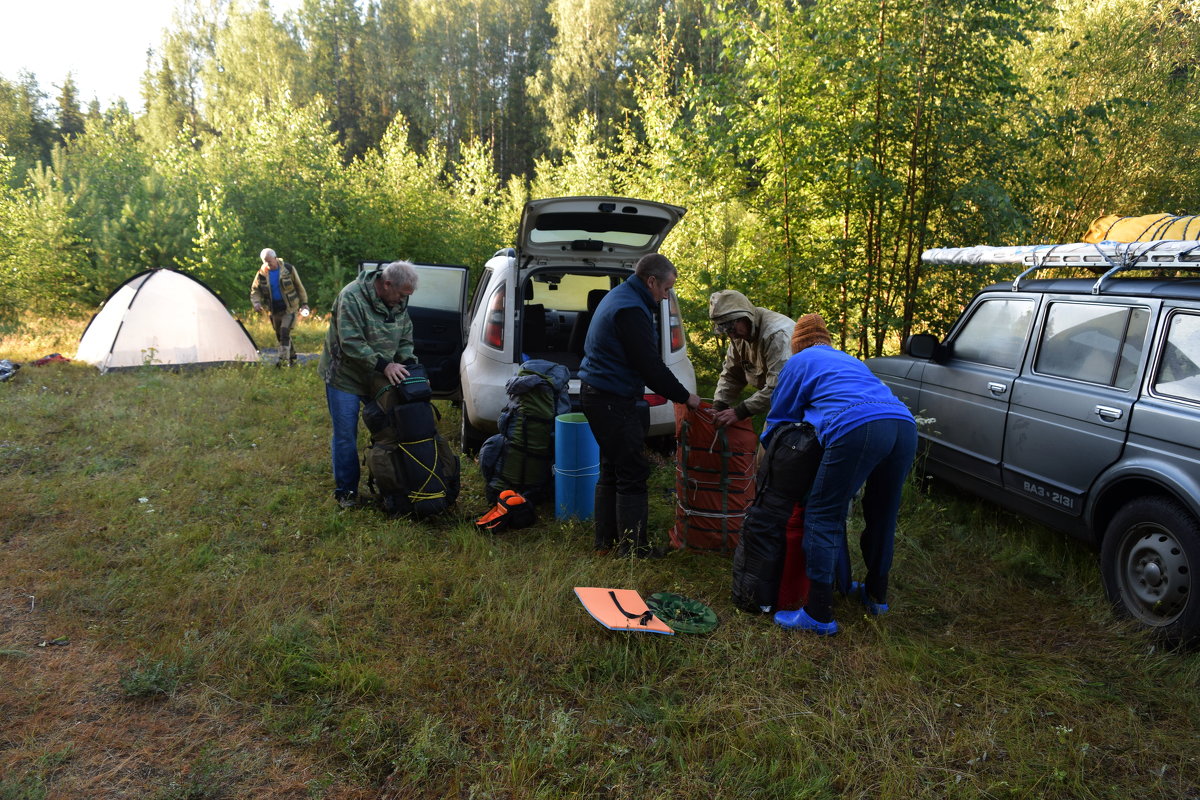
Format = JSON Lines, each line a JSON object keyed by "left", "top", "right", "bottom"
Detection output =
{"left": 580, "top": 383, "right": 650, "bottom": 496}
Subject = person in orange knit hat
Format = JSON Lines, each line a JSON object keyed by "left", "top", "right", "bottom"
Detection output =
{"left": 764, "top": 314, "right": 917, "bottom": 636}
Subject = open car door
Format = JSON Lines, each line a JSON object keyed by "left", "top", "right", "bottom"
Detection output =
{"left": 358, "top": 261, "right": 469, "bottom": 398}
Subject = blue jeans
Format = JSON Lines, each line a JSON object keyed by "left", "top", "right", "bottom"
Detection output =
{"left": 803, "top": 418, "right": 918, "bottom": 590}
{"left": 326, "top": 383, "right": 366, "bottom": 497}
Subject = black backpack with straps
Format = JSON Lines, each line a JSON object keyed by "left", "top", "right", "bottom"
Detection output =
{"left": 362, "top": 365, "right": 460, "bottom": 519}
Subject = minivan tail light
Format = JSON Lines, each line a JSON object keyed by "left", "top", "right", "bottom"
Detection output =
{"left": 668, "top": 293, "right": 684, "bottom": 351}
{"left": 483, "top": 284, "right": 505, "bottom": 349}
{"left": 643, "top": 393, "right": 668, "bottom": 406}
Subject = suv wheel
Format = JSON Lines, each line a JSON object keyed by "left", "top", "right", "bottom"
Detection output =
{"left": 1100, "top": 496, "right": 1200, "bottom": 646}
{"left": 460, "top": 408, "right": 487, "bottom": 456}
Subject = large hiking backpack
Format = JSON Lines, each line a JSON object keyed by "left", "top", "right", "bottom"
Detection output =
{"left": 362, "top": 364, "right": 460, "bottom": 519}
{"left": 478, "top": 359, "right": 570, "bottom": 504}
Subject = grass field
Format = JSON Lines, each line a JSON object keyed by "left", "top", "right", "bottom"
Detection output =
{"left": 1, "top": 314, "right": 1198, "bottom": 799}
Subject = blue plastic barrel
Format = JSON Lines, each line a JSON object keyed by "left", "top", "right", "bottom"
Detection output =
{"left": 554, "top": 412, "right": 600, "bottom": 520}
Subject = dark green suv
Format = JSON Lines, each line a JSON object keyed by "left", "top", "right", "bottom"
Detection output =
{"left": 868, "top": 240, "right": 1200, "bottom": 646}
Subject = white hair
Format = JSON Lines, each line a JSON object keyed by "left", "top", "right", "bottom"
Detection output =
{"left": 260, "top": 248, "right": 276, "bottom": 261}
{"left": 382, "top": 260, "right": 419, "bottom": 290}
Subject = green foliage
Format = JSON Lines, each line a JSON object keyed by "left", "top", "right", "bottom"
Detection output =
{"left": 1019, "top": 0, "right": 1200, "bottom": 241}
{"left": 3, "top": 0, "right": 1200, "bottom": 350}
{"left": 712, "top": 0, "right": 1040, "bottom": 354}
{"left": 0, "top": 158, "right": 90, "bottom": 319}
{"left": 150, "top": 749, "right": 231, "bottom": 800}
{"left": 53, "top": 75, "right": 86, "bottom": 143}
{"left": 0, "top": 774, "right": 46, "bottom": 800}
{"left": 119, "top": 656, "right": 184, "bottom": 699}
{"left": 0, "top": 73, "right": 55, "bottom": 175}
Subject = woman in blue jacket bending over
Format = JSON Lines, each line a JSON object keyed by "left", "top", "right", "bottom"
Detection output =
{"left": 769, "top": 314, "right": 917, "bottom": 636}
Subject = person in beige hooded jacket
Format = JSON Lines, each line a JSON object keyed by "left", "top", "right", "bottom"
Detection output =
{"left": 708, "top": 290, "right": 795, "bottom": 428}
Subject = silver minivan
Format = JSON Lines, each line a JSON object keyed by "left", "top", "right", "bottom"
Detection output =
{"left": 395, "top": 196, "right": 697, "bottom": 452}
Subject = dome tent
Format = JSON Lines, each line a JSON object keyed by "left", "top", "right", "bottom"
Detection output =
{"left": 76, "top": 268, "right": 260, "bottom": 372}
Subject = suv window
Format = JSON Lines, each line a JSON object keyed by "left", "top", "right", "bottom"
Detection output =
{"left": 1154, "top": 311, "right": 1200, "bottom": 402}
{"left": 951, "top": 298, "right": 1034, "bottom": 368}
{"left": 1035, "top": 302, "right": 1149, "bottom": 389}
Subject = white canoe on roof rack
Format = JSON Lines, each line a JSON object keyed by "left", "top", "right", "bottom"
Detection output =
{"left": 922, "top": 239, "right": 1200, "bottom": 267}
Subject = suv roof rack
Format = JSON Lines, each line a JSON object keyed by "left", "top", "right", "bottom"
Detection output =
{"left": 922, "top": 241, "right": 1200, "bottom": 294}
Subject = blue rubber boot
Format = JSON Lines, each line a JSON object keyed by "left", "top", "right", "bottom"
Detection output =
{"left": 850, "top": 581, "right": 889, "bottom": 616}
{"left": 774, "top": 608, "right": 839, "bottom": 636}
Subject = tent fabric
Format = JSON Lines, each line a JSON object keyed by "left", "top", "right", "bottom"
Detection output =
{"left": 76, "top": 269, "right": 259, "bottom": 372}
{"left": 670, "top": 402, "right": 758, "bottom": 553}
{"left": 1083, "top": 214, "right": 1200, "bottom": 244}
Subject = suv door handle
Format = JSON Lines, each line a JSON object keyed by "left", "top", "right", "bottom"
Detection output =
{"left": 1095, "top": 405, "right": 1123, "bottom": 422}
{"left": 987, "top": 382, "right": 1008, "bottom": 395}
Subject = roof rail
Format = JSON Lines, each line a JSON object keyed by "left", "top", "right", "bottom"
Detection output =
{"left": 1086, "top": 241, "right": 1200, "bottom": 294}
{"left": 921, "top": 241, "right": 1200, "bottom": 293}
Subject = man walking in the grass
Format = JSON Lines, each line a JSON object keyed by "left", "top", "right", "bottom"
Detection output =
{"left": 318, "top": 260, "right": 419, "bottom": 509}
{"left": 250, "top": 248, "right": 309, "bottom": 366}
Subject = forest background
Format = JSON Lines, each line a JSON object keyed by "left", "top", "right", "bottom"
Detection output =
{"left": 1, "top": 0, "right": 1198, "bottom": 360}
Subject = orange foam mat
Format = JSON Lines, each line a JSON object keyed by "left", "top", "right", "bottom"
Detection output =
{"left": 574, "top": 587, "right": 674, "bottom": 634}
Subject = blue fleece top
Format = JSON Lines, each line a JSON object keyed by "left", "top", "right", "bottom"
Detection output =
{"left": 764, "top": 344, "right": 914, "bottom": 447}
{"left": 268, "top": 268, "right": 285, "bottom": 310}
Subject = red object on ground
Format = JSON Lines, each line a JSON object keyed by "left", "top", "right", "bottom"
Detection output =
{"left": 670, "top": 402, "right": 758, "bottom": 553}
{"left": 32, "top": 353, "right": 71, "bottom": 366}
{"left": 776, "top": 504, "right": 810, "bottom": 611}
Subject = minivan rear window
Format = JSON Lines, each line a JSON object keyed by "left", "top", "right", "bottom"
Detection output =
{"left": 528, "top": 212, "right": 669, "bottom": 248}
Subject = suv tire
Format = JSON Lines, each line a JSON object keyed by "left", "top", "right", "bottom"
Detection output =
{"left": 1101, "top": 496, "right": 1200, "bottom": 647}
{"left": 460, "top": 408, "right": 488, "bottom": 456}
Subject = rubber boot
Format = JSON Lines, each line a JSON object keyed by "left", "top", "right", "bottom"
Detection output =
{"left": 775, "top": 581, "right": 839, "bottom": 635}
{"left": 593, "top": 484, "right": 617, "bottom": 553}
{"left": 615, "top": 492, "right": 651, "bottom": 558}
{"left": 861, "top": 573, "right": 889, "bottom": 615}
{"left": 849, "top": 581, "right": 889, "bottom": 615}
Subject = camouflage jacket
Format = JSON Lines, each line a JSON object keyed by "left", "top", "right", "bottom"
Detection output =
{"left": 318, "top": 266, "right": 415, "bottom": 395}
{"left": 250, "top": 262, "right": 308, "bottom": 314}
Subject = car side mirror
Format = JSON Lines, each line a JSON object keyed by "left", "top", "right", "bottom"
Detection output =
{"left": 905, "top": 333, "right": 943, "bottom": 361}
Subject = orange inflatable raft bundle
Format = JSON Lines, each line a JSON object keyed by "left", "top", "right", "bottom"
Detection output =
{"left": 670, "top": 401, "right": 758, "bottom": 553}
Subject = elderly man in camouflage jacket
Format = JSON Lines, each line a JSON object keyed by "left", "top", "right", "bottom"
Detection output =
{"left": 708, "top": 290, "right": 795, "bottom": 429}
{"left": 250, "top": 248, "right": 309, "bottom": 366}
{"left": 318, "top": 261, "right": 419, "bottom": 508}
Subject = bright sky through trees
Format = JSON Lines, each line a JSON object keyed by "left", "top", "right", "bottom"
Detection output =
{"left": 0, "top": 0, "right": 298, "bottom": 110}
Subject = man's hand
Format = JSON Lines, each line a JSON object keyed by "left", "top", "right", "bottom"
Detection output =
{"left": 712, "top": 408, "right": 740, "bottom": 428}
{"left": 383, "top": 362, "right": 410, "bottom": 385}
{"left": 252, "top": 303, "right": 264, "bottom": 313}
{"left": 685, "top": 392, "right": 701, "bottom": 410}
